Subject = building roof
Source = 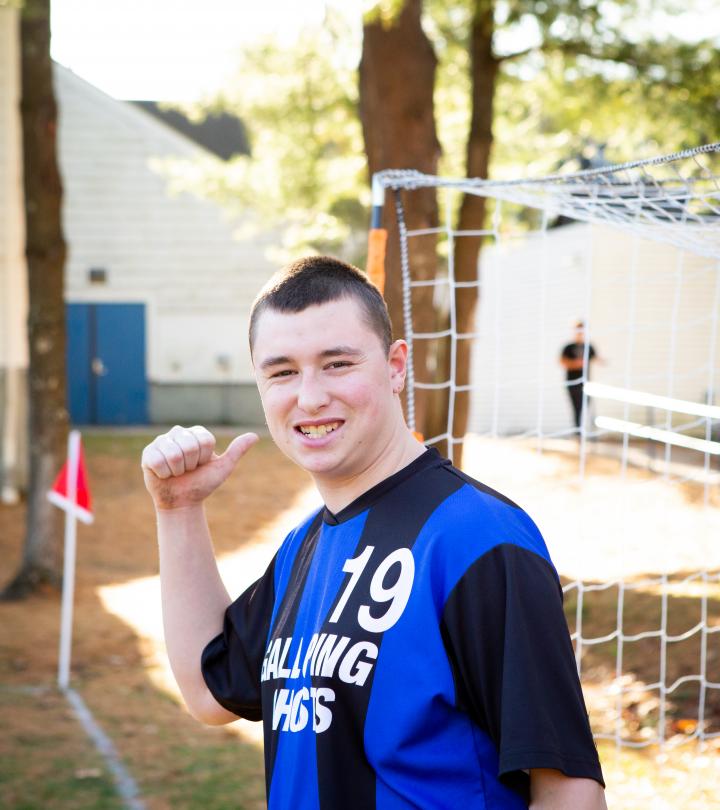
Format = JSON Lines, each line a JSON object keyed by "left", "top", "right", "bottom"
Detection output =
{"left": 131, "top": 101, "right": 250, "bottom": 161}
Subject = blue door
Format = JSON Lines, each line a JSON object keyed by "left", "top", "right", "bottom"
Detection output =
{"left": 66, "top": 303, "right": 148, "bottom": 424}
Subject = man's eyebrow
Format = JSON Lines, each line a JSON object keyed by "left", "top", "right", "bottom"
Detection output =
{"left": 258, "top": 355, "right": 292, "bottom": 371}
{"left": 258, "top": 346, "right": 364, "bottom": 371}
{"left": 319, "top": 346, "right": 364, "bottom": 358}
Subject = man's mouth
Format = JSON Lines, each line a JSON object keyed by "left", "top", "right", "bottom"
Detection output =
{"left": 296, "top": 421, "right": 342, "bottom": 438}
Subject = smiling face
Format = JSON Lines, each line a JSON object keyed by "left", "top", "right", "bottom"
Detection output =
{"left": 252, "top": 297, "right": 409, "bottom": 488}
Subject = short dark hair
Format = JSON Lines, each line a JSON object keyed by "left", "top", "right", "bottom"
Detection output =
{"left": 249, "top": 256, "right": 392, "bottom": 354}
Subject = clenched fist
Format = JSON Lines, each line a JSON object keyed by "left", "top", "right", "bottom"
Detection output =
{"left": 141, "top": 425, "right": 258, "bottom": 510}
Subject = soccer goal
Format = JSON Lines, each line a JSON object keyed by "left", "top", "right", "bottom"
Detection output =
{"left": 368, "top": 143, "right": 720, "bottom": 749}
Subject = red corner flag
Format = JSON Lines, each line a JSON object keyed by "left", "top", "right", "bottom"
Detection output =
{"left": 47, "top": 432, "right": 94, "bottom": 525}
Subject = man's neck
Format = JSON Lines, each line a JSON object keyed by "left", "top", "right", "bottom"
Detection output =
{"left": 315, "top": 427, "right": 426, "bottom": 515}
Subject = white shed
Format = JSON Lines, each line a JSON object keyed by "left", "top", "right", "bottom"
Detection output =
{"left": 469, "top": 221, "right": 720, "bottom": 436}
{"left": 56, "top": 64, "right": 279, "bottom": 426}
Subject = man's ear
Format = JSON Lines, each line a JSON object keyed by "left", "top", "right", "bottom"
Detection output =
{"left": 388, "top": 339, "right": 408, "bottom": 393}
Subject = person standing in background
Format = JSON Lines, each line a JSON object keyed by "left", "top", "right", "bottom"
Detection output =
{"left": 560, "top": 321, "right": 603, "bottom": 430}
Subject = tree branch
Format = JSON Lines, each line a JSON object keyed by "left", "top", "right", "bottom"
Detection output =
{"left": 497, "top": 45, "right": 536, "bottom": 63}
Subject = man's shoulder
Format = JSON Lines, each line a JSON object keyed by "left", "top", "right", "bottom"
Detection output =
{"left": 439, "top": 463, "right": 521, "bottom": 510}
{"left": 417, "top": 461, "right": 552, "bottom": 564}
{"left": 394, "top": 448, "right": 521, "bottom": 511}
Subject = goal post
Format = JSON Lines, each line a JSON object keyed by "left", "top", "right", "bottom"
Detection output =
{"left": 367, "top": 142, "right": 720, "bottom": 749}
{"left": 368, "top": 144, "right": 720, "bottom": 477}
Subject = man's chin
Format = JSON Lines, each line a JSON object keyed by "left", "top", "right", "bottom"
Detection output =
{"left": 295, "top": 455, "right": 342, "bottom": 477}
{"left": 293, "top": 448, "right": 356, "bottom": 483}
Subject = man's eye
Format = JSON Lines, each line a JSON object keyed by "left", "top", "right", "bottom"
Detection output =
{"left": 271, "top": 369, "right": 295, "bottom": 378}
{"left": 327, "top": 361, "right": 352, "bottom": 369}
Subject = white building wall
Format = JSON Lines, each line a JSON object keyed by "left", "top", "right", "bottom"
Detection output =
{"left": 55, "top": 64, "right": 278, "bottom": 390}
{"left": 469, "top": 224, "right": 589, "bottom": 435}
{"left": 588, "top": 227, "right": 720, "bottom": 418}
{"left": 0, "top": 7, "right": 26, "bottom": 368}
{"left": 0, "top": 6, "right": 28, "bottom": 499}
{"left": 469, "top": 223, "right": 720, "bottom": 436}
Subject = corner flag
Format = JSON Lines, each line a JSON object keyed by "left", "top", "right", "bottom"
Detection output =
{"left": 47, "top": 430, "right": 94, "bottom": 690}
{"left": 47, "top": 433, "right": 94, "bottom": 524}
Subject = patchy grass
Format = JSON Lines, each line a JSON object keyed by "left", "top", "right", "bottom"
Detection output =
{"left": 159, "top": 744, "right": 266, "bottom": 810}
{"left": 0, "top": 687, "right": 122, "bottom": 810}
{"left": 81, "top": 430, "right": 157, "bottom": 459}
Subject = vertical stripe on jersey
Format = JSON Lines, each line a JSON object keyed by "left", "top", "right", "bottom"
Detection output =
{"left": 313, "top": 465, "right": 465, "bottom": 810}
{"left": 267, "top": 511, "right": 371, "bottom": 810}
{"left": 263, "top": 510, "right": 323, "bottom": 802}
{"left": 364, "top": 483, "right": 535, "bottom": 809}
{"left": 270, "top": 510, "right": 325, "bottom": 632}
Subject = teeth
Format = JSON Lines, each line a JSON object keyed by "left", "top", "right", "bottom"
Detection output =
{"left": 299, "top": 422, "right": 340, "bottom": 437}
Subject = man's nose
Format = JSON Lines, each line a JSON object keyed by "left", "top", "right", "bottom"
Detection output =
{"left": 297, "top": 371, "right": 330, "bottom": 413}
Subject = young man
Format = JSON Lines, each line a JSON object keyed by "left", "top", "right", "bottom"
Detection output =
{"left": 142, "top": 257, "right": 606, "bottom": 809}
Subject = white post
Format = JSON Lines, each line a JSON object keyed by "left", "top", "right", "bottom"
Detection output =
{"left": 58, "top": 430, "right": 80, "bottom": 691}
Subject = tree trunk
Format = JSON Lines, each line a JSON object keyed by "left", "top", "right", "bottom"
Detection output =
{"left": 359, "top": 0, "right": 441, "bottom": 436}
{"left": 2, "top": 0, "right": 68, "bottom": 600}
{"left": 427, "top": 2, "right": 497, "bottom": 467}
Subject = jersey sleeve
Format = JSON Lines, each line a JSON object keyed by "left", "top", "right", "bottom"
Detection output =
{"left": 440, "top": 543, "right": 604, "bottom": 796}
{"left": 201, "top": 557, "right": 276, "bottom": 721}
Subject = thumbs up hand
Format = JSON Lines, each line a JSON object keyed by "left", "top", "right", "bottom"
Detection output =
{"left": 141, "top": 425, "right": 258, "bottom": 511}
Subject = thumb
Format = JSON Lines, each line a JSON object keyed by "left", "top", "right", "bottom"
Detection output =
{"left": 217, "top": 432, "right": 259, "bottom": 472}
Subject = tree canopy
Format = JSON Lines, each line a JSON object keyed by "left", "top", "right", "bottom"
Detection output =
{"left": 170, "top": 13, "right": 368, "bottom": 264}
{"left": 428, "top": 1, "right": 720, "bottom": 178}
{"left": 181, "top": 0, "right": 720, "bottom": 246}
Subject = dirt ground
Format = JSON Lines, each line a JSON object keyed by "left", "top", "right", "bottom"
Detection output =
{"left": 1, "top": 431, "right": 719, "bottom": 809}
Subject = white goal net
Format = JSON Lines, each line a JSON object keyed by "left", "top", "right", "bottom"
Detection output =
{"left": 371, "top": 143, "right": 720, "bottom": 749}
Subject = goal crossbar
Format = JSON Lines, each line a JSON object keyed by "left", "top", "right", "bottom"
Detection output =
{"left": 585, "top": 381, "right": 720, "bottom": 419}
{"left": 372, "top": 142, "right": 720, "bottom": 262}
{"left": 595, "top": 417, "right": 720, "bottom": 456}
{"left": 585, "top": 382, "right": 720, "bottom": 455}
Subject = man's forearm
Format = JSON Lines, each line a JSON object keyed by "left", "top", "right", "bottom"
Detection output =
{"left": 530, "top": 770, "right": 607, "bottom": 810}
{"left": 157, "top": 504, "right": 235, "bottom": 723}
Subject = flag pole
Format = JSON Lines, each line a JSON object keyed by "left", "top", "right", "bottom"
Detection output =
{"left": 58, "top": 430, "right": 80, "bottom": 691}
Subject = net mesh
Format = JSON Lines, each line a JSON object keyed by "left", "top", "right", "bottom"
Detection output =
{"left": 373, "top": 143, "right": 720, "bottom": 748}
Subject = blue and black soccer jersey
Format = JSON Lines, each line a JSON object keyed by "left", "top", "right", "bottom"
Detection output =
{"left": 202, "top": 448, "right": 603, "bottom": 809}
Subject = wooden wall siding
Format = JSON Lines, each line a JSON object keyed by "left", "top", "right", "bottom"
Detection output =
{"left": 55, "top": 64, "right": 278, "bottom": 384}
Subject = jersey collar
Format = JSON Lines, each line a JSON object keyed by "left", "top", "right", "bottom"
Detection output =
{"left": 322, "top": 447, "right": 448, "bottom": 526}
